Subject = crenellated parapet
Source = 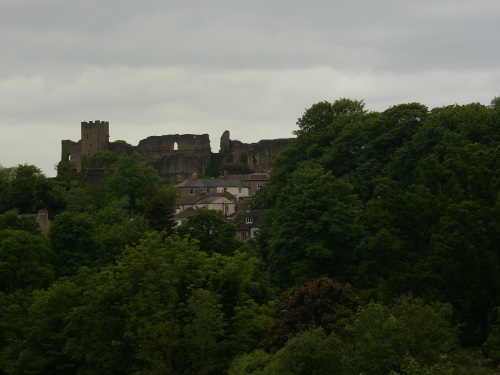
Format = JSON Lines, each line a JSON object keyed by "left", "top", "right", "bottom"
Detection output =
{"left": 81, "top": 120, "right": 109, "bottom": 157}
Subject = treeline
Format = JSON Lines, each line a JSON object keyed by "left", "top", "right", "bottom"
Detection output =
{"left": 0, "top": 98, "right": 499, "bottom": 374}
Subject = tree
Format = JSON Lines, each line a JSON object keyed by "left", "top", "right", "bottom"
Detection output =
{"left": 48, "top": 212, "right": 102, "bottom": 276}
{"left": 105, "top": 152, "right": 161, "bottom": 210}
{"left": 262, "top": 276, "right": 360, "bottom": 352}
{"left": 5, "top": 164, "right": 46, "bottom": 213}
{"left": 63, "top": 232, "right": 271, "bottom": 374}
{"left": 0, "top": 229, "right": 55, "bottom": 293}
{"left": 0, "top": 165, "right": 10, "bottom": 213}
{"left": 6, "top": 278, "right": 83, "bottom": 374}
{"left": 489, "top": 96, "right": 500, "bottom": 109}
{"left": 142, "top": 183, "right": 176, "bottom": 233}
{"left": 0, "top": 210, "right": 41, "bottom": 234}
{"left": 175, "top": 208, "right": 242, "bottom": 255}
{"left": 295, "top": 98, "right": 366, "bottom": 134}
{"left": 95, "top": 212, "right": 150, "bottom": 263}
{"left": 183, "top": 289, "right": 226, "bottom": 375}
{"left": 261, "top": 329, "right": 343, "bottom": 375}
{"left": 483, "top": 307, "right": 500, "bottom": 366}
{"left": 259, "top": 161, "right": 362, "bottom": 288}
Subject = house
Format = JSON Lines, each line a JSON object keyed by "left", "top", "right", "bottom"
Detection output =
{"left": 175, "top": 192, "right": 237, "bottom": 217}
{"left": 228, "top": 209, "right": 267, "bottom": 242}
{"left": 219, "top": 172, "right": 270, "bottom": 196}
{"left": 176, "top": 172, "right": 250, "bottom": 199}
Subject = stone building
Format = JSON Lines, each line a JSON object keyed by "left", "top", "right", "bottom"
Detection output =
{"left": 60, "top": 121, "right": 291, "bottom": 183}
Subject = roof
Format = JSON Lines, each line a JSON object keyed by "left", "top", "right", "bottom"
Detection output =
{"left": 176, "top": 192, "right": 237, "bottom": 207}
{"left": 229, "top": 209, "right": 268, "bottom": 230}
{"left": 173, "top": 207, "right": 197, "bottom": 220}
{"left": 219, "top": 173, "right": 270, "bottom": 182}
{"left": 196, "top": 195, "right": 234, "bottom": 205}
{"left": 176, "top": 196, "right": 200, "bottom": 206}
{"left": 177, "top": 178, "right": 249, "bottom": 188}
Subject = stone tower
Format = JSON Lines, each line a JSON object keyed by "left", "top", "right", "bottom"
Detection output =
{"left": 81, "top": 120, "right": 109, "bottom": 157}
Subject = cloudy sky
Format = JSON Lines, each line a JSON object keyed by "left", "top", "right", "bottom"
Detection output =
{"left": 1, "top": 0, "right": 499, "bottom": 177}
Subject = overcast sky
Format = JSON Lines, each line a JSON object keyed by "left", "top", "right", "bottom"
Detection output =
{"left": 1, "top": 0, "right": 499, "bottom": 177}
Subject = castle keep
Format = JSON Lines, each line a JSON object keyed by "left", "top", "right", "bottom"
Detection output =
{"left": 61, "top": 121, "right": 290, "bottom": 182}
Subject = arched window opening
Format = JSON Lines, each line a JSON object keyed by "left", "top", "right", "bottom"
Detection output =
{"left": 173, "top": 142, "right": 179, "bottom": 151}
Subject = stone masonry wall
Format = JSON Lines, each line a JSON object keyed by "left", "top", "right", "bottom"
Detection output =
{"left": 60, "top": 123, "right": 291, "bottom": 183}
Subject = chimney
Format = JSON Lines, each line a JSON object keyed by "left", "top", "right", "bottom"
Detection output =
{"left": 192, "top": 171, "right": 198, "bottom": 180}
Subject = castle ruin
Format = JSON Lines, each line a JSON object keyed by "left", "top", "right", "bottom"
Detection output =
{"left": 61, "top": 121, "right": 290, "bottom": 183}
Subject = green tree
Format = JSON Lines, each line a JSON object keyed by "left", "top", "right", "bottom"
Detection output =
{"left": 483, "top": 307, "right": 500, "bottom": 366}
{"left": 49, "top": 212, "right": 102, "bottom": 276}
{"left": 175, "top": 208, "right": 242, "bottom": 255}
{"left": 142, "top": 183, "right": 176, "bottom": 233}
{"left": 5, "top": 164, "right": 46, "bottom": 213}
{"left": 0, "top": 209, "right": 41, "bottom": 234}
{"left": 262, "top": 329, "right": 343, "bottom": 375}
{"left": 105, "top": 152, "right": 161, "bottom": 210}
{"left": 63, "top": 233, "right": 271, "bottom": 374}
{"left": 0, "top": 165, "right": 10, "bottom": 213}
{"left": 91, "top": 206, "right": 151, "bottom": 263}
{"left": 183, "top": 289, "right": 226, "bottom": 375}
{"left": 65, "top": 184, "right": 109, "bottom": 212}
{"left": 0, "top": 229, "right": 55, "bottom": 293}
{"left": 6, "top": 278, "right": 83, "bottom": 374}
{"left": 259, "top": 161, "right": 362, "bottom": 287}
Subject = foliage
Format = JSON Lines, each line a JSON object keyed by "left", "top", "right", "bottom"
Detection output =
{"left": 259, "top": 161, "right": 362, "bottom": 287}
{"left": 483, "top": 307, "right": 500, "bottom": 366}
{"left": 235, "top": 297, "right": 457, "bottom": 375}
{"left": 0, "top": 209, "right": 41, "bottom": 234}
{"left": 175, "top": 208, "right": 242, "bottom": 255}
{"left": 4, "top": 164, "right": 65, "bottom": 214}
{"left": 142, "top": 183, "right": 176, "bottom": 233}
{"left": 262, "top": 276, "right": 360, "bottom": 352}
{"left": 0, "top": 229, "right": 55, "bottom": 293}
{"left": 60, "top": 233, "right": 271, "bottom": 374}
{"left": 48, "top": 211, "right": 102, "bottom": 276}
{"left": 389, "top": 354, "right": 455, "bottom": 375}
{"left": 6, "top": 278, "right": 83, "bottom": 374}
{"left": 104, "top": 152, "right": 161, "bottom": 210}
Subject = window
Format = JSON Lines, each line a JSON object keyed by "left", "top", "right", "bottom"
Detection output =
{"left": 238, "top": 188, "right": 242, "bottom": 193}
{"left": 206, "top": 188, "right": 210, "bottom": 193}
{"left": 223, "top": 187, "right": 227, "bottom": 193}
{"left": 257, "top": 183, "right": 263, "bottom": 189}
{"left": 245, "top": 217, "right": 253, "bottom": 224}
{"left": 189, "top": 189, "right": 194, "bottom": 195}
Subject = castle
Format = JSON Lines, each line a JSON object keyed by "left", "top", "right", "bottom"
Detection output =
{"left": 61, "top": 121, "right": 291, "bottom": 183}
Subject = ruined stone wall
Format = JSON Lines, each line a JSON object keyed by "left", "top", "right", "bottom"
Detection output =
{"left": 136, "top": 134, "right": 211, "bottom": 160}
{"left": 217, "top": 131, "right": 290, "bottom": 173}
{"left": 152, "top": 153, "right": 210, "bottom": 183}
{"left": 60, "top": 123, "right": 291, "bottom": 183}
{"left": 108, "top": 140, "right": 135, "bottom": 155}
{"left": 135, "top": 134, "right": 212, "bottom": 182}
{"left": 252, "top": 138, "right": 290, "bottom": 171}
{"left": 61, "top": 139, "right": 82, "bottom": 170}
